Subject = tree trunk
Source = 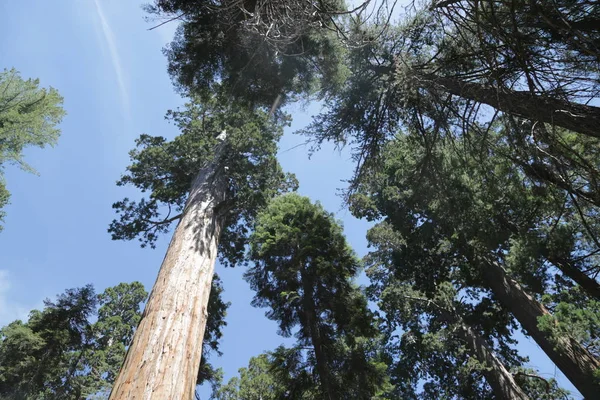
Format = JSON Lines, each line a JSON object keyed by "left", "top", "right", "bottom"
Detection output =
{"left": 481, "top": 259, "right": 600, "bottom": 399}
{"left": 439, "top": 310, "right": 530, "bottom": 400}
{"left": 517, "top": 161, "right": 600, "bottom": 207}
{"left": 301, "top": 278, "right": 336, "bottom": 400}
{"left": 423, "top": 74, "right": 600, "bottom": 139}
{"left": 496, "top": 214, "right": 600, "bottom": 300}
{"left": 109, "top": 138, "right": 228, "bottom": 400}
{"left": 546, "top": 254, "right": 600, "bottom": 301}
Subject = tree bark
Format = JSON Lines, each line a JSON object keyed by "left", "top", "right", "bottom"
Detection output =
{"left": 301, "top": 277, "right": 336, "bottom": 400}
{"left": 439, "top": 310, "right": 530, "bottom": 400}
{"left": 109, "top": 138, "right": 228, "bottom": 400}
{"left": 421, "top": 74, "right": 600, "bottom": 139}
{"left": 481, "top": 259, "right": 600, "bottom": 399}
{"left": 546, "top": 254, "right": 600, "bottom": 301}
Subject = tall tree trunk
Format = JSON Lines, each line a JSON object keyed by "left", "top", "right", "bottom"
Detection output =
{"left": 109, "top": 138, "right": 228, "bottom": 400}
{"left": 422, "top": 74, "right": 600, "bottom": 139}
{"left": 439, "top": 310, "right": 530, "bottom": 400}
{"left": 301, "top": 278, "right": 336, "bottom": 400}
{"left": 481, "top": 259, "right": 600, "bottom": 399}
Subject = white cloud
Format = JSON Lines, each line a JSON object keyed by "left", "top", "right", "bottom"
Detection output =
{"left": 0, "top": 270, "right": 32, "bottom": 326}
{"left": 92, "top": 0, "right": 131, "bottom": 121}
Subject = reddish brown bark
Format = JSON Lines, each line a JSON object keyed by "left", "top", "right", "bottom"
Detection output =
{"left": 481, "top": 259, "right": 600, "bottom": 399}
{"left": 110, "top": 141, "right": 228, "bottom": 400}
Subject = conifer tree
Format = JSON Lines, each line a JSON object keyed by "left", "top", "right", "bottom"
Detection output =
{"left": 350, "top": 130, "right": 600, "bottom": 397}
{"left": 108, "top": 94, "right": 295, "bottom": 398}
{"left": 0, "top": 68, "right": 65, "bottom": 227}
{"left": 0, "top": 282, "right": 147, "bottom": 399}
{"left": 245, "top": 193, "right": 391, "bottom": 399}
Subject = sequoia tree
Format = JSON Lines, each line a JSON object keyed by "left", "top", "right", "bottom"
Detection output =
{"left": 108, "top": 95, "right": 295, "bottom": 399}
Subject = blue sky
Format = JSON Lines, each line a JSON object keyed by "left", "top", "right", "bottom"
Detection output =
{"left": 0, "top": 0, "right": 581, "bottom": 398}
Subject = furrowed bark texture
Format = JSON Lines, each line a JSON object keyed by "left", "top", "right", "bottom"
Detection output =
{"left": 442, "top": 312, "right": 530, "bottom": 400}
{"left": 482, "top": 260, "right": 600, "bottom": 399}
{"left": 109, "top": 141, "right": 228, "bottom": 400}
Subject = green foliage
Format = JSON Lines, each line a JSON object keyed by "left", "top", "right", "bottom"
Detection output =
{"left": 351, "top": 126, "right": 597, "bottom": 299}
{"left": 109, "top": 95, "right": 297, "bottom": 265}
{"left": 247, "top": 193, "right": 364, "bottom": 337}
{"left": 146, "top": 0, "right": 349, "bottom": 108}
{"left": 0, "top": 279, "right": 228, "bottom": 399}
{"left": 540, "top": 286, "right": 600, "bottom": 359}
{"left": 214, "top": 344, "right": 393, "bottom": 400}
{"left": 349, "top": 128, "right": 592, "bottom": 398}
{"left": 212, "top": 353, "right": 290, "bottom": 400}
{"left": 367, "top": 268, "right": 523, "bottom": 399}
{"left": 0, "top": 68, "right": 65, "bottom": 227}
{"left": 0, "top": 283, "right": 145, "bottom": 399}
{"left": 246, "top": 193, "right": 392, "bottom": 399}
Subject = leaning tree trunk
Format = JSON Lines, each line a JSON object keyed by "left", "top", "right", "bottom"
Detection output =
{"left": 109, "top": 137, "right": 228, "bottom": 400}
{"left": 439, "top": 310, "right": 530, "bottom": 400}
{"left": 481, "top": 259, "right": 600, "bottom": 399}
{"left": 546, "top": 254, "right": 600, "bottom": 301}
{"left": 422, "top": 74, "right": 600, "bottom": 139}
{"left": 498, "top": 216, "right": 600, "bottom": 300}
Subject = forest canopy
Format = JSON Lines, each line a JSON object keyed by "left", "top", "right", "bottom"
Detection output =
{"left": 2, "top": 0, "right": 600, "bottom": 399}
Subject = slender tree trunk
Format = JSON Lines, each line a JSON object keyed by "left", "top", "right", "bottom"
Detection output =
{"left": 481, "top": 259, "right": 600, "bottom": 399}
{"left": 109, "top": 138, "right": 228, "bottom": 400}
{"left": 422, "top": 74, "right": 600, "bottom": 139}
{"left": 546, "top": 255, "right": 600, "bottom": 301}
{"left": 440, "top": 310, "right": 530, "bottom": 400}
{"left": 517, "top": 161, "right": 600, "bottom": 207}
{"left": 301, "top": 277, "right": 336, "bottom": 400}
{"left": 497, "top": 215, "right": 600, "bottom": 299}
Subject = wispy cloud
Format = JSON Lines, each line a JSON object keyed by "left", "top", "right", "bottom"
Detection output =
{"left": 93, "top": 0, "right": 130, "bottom": 120}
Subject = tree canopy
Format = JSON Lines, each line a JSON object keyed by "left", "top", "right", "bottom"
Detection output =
{"left": 0, "top": 282, "right": 146, "bottom": 399}
{"left": 109, "top": 94, "right": 297, "bottom": 265}
{"left": 245, "top": 193, "right": 391, "bottom": 399}
{"left": 0, "top": 68, "right": 65, "bottom": 228}
{"left": 145, "top": 0, "right": 349, "bottom": 109}
{"left": 7, "top": 0, "right": 600, "bottom": 398}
